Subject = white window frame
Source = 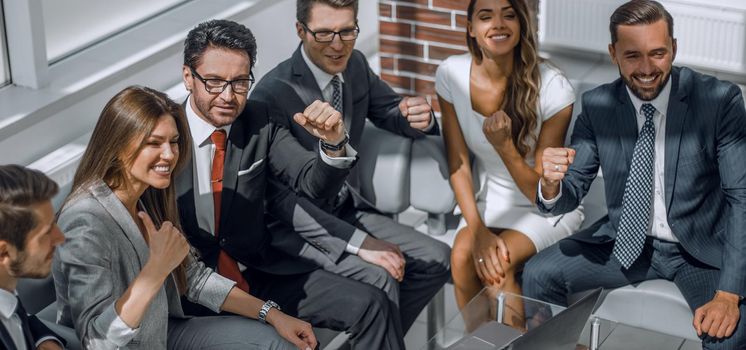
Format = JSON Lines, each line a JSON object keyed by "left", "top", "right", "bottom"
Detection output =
{"left": 0, "top": 1, "right": 10, "bottom": 87}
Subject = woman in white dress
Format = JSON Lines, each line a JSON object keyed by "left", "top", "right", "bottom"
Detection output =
{"left": 436, "top": 0, "right": 585, "bottom": 313}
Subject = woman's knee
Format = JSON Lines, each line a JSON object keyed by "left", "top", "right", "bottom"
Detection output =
{"left": 451, "top": 227, "right": 474, "bottom": 267}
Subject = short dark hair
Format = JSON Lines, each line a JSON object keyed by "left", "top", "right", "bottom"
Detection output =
{"left": 296, "top": 0, "right": 358, "bottom": 24}
{"left": 0, "top": 165, "right": 58, "bottom": 250}
{"left": 183, "top": 19, "right": 257, "bottom": 70}
{"left": 610, "top": 0, "right": 674, "bottom": 44}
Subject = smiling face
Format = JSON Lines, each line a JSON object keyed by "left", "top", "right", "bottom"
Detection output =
{"left": 609, "top": 19, "right": 676, "bottom": 101}
{"left": 5, "top": 201, "right": 64, "bottom": 279}
{"left": 297, "top": 2, "right": 357, "bottom": 75}
{"left": 468, "top": 0, "right": 521, "bottom": 59}
{"left": 183, "top": 47, "right": 251, "bottom": 127}
{"left": 124, "top": 114, "right": 180, "bottom": 193}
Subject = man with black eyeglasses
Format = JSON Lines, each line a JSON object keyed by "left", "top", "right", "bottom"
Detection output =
{"left": 177, "top": 19, "right": 406, "bottom": 349}
{"left": 250, "top": 0, "right": 451, "bottom": 339}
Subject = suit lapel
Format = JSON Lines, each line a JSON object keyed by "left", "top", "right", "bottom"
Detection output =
{"left": 176, "top": 99, "right": 199, "bottom": 232}
{"left": 342, "top": 70, "right": 353, "bottom": 130}
{"left": 291, "top": 46, "right": 324, "bottom": 108}
{"left": 614, "top": 82, "right": 639, "bottom": 166}
{"left": 90, "top": 181, "right": 149, "bottom": 267}
{"left": 0, "top": 322, "right": 17, "bottom": 350}
{"left": 175, "top": 147, "right": 199, "bottom": 230}
{"left": 664, "top": 68, "right": 688, "bottom": 210}
{"left": 220, "top": 114, "right": 246, "bottom": 230}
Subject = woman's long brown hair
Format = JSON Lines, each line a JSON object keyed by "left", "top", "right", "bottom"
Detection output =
{"left": 65, "top": 85, "right": 192, "bottom": 292}
{"left": 466, "top": 0, "right": 542, "bottom": 158}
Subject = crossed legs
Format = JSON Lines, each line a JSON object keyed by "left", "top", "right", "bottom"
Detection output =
{"left": 451, "top": 227, "right": 537, "bottom": 328}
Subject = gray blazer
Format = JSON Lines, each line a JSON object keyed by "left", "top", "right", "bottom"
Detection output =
{"left": 53, "top": 180, "right": 235, "bottom": 349}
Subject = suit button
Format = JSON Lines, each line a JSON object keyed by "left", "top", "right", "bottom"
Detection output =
{"left": 220, "top": 238, "right": 227, "bottom": 246}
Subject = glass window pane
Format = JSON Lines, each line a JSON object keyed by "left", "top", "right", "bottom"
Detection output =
{"left": 0, "top": 1, "right": 10, "bottom": 87}
{"left": 42, "top": 0, "right": 189, "bottom": 63}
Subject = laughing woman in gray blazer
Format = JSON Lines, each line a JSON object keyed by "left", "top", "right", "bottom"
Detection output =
{"left": 52, "top": 86, "right": 316, "bottom": 350}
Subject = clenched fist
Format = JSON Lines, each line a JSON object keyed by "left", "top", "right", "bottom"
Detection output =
{"left": 399, "top": 96, "right": 432, "bottom": 130}
{"left": 293, "top": 100, "right": 347, "bottom": 145}
{"left": 540, "top": 147, "right": 576, "bottom": 199}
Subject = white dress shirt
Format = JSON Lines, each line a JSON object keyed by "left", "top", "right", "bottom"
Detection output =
{"left": 539, "top": 79, "right": 677, "bottom": 242}
{"left": 0, "top": 288, "right": 61, "bottom": 350}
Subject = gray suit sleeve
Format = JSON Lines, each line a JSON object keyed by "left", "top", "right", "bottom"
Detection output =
{"left": 536, "top": 98, "right": 599, "bottom": 214}
{"left": 715, "top": 85, "right": 746, "bottom": 295}
{"left": 268, "top": 121, "right": 350, "bottom": 200}
{"left": 183, "top": 251, "right": 235, "bottom": 312}
{"left": 361, "top": 51, "right": 440, "bottom": 138}
{"left": 56, "top": 211, "right": 136, "bottom": 349}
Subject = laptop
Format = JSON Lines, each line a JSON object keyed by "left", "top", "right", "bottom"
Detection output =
{"left": 446, "top": 288, "right": 603, "bottom": 350}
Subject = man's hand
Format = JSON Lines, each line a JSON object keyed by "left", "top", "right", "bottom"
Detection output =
{"left": 293, "top": 100, "right": 346, "bottom": 145}
{"left": 37, "top": 339, "right": 63, "bottom": 350}
{"left": 399, "top": 96, "right": 432, "bottom": 130}
{"left": 693, "top": 290, "right": 741, "bottom": 339}
{"left": 540, "top": 147, "right": 576, "bottom": 200}
{"left": 357, "top": 236, "right": 405, "bottom": 282}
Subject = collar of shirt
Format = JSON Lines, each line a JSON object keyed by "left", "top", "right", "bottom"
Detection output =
{"left": 185, "top": 96, "right": 231, "bottom": 148}
{"left": 626, "top": 77, "right": 672, "bottom": 120}
{"left": 0, "top": 288, "right": 18, "bottom": 319}
{"left": 300, "top": 44, "right": 345, "bottom": 93}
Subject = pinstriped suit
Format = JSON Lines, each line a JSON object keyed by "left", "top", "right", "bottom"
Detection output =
{"left": 523, "top": 67, "right": 746, "bottom": 349}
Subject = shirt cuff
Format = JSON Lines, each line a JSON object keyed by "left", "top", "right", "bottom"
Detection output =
{"left": 319, "top": 141, "right": 357, "bottom": 168}
{"left": 538, "top": 179, "right": 562, "bottom": 208}
{"left": 421, "top": 111, "right": 436, "bottom": 132}
{"left": 35, "top": 336, "right": 64, "bottom": 349}
{"left": 107, "top": 312, "right": 140, "bottom": 347}
{"left": 345, "top": 229, "right": 369, "bottom": 255}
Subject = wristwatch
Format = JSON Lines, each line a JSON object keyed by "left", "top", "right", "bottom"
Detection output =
{"left": 320, "top": 132, "right": 349, "bottom": 152}
{"left": 258, "top": 300, "right": 281, "bottom": 324}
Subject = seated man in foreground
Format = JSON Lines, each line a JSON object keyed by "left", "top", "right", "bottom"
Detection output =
{"left": 523, "top": 1, "right": 746, "bottom": 349}
{"left": 0, "top": 165, "right": 65, "bottom": 350}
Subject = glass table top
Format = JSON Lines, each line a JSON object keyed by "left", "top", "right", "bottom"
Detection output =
{"left": 422, "top": 287, "right": 700, "bottom": 350}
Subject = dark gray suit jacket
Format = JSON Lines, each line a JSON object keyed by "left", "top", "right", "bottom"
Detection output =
{"left": 250, "top": 45, "right": 438, "bottom": 263}
{"left": 537, "top": 66, "right": 746, "bottom": 296}
{"left": 176, "top": 99, "right": 350, "bottom": 275}
{"left": 0, "top": 311, "right": 62, "bottom": 350}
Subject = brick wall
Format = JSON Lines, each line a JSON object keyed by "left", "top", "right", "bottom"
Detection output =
{"left": 378, "top": 0, "right": 538, "bottom": 113}
{"left": 378, "top": 0, "right": 470, "bottom": 113}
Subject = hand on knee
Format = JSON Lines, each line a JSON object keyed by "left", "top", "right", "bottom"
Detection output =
{"left": 693, "top": 292, "right": 741, "bottom": 339}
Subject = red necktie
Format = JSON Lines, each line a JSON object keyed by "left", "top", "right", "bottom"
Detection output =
{"left": 211, "top": 130, "right": 250, "bottom": 293}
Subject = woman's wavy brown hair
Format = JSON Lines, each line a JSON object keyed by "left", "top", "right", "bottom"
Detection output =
{"left": 466, "top": 0, "right": 542, "bottom": 157}
{"left": 66, "top": 85, "right": 192, "bottom": 292}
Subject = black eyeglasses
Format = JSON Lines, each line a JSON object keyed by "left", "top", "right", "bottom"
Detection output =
{"left": 301, "top": 22, "right": 360, "bottom": 43}
{"left": 190, "top": 68, "right": 255, "bottom": 94}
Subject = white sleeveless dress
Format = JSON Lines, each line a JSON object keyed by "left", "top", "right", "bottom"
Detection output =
{"left": 435, "top": 53, "right": 584, "bottom": 251}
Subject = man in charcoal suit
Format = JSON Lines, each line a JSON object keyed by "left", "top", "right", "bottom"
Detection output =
{"left": 523, "top": 1, "right": 746, "bottom": 348}
{"left": 250, "top": 0, "right": 450, "bottom": 335}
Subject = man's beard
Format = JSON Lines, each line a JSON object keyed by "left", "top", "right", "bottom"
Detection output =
{"left": 620, "top": 68, "right": 671, "bottom": 101}
{"left": 10, "top": 252, "right": 47, "bottom": 279}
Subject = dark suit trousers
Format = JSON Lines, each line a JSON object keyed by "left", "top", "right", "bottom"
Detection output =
{"left": 522, "top": 236, "right": 746, "bottom": 350}
{"left": 327, "top": 202, "right": 451, "bottom": 332}
{"left": 247, "top": 267, "right": 406, "bottom": 350}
